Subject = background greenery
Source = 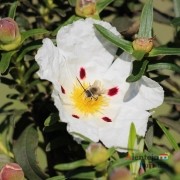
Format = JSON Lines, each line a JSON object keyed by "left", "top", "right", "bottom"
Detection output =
{"left": 0, "top": 0, "right": 180, "bottom": 179}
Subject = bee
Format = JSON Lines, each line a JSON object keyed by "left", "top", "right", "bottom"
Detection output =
{"left": 76, "top": 77, "right": 106, "bottom": 100}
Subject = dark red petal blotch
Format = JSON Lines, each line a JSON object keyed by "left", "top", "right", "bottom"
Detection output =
{"left": 102, "top": 117, "right": 112, "bottom": 122}
{"left": 72, "top": 114, "right": 80, "bottom": 119}
{"left": 108, "top": 87, "right": 119, "bottom": 96}
{"left": 80, "top": 67, "right": 86, "bottom": 80}
{"left": 61, "top": 86, "right": 65, "bottom": 94}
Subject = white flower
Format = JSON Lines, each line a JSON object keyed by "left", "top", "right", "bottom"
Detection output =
{"left": 35, "top": 18, "right": 164, "bottom": 152}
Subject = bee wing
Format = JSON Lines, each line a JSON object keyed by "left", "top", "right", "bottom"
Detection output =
{"left": 92, "top": 80, "right": 101, "bottom": 87}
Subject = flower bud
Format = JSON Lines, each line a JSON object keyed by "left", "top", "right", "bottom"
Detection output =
{"left": 85, "top": 143, "right": 109, "bottom": 166}
{"left": 75, "top": 0, "right": 98, "bottom": 18}
{"left": 0, "top": 163, "right": 24, "bottom": 180}
{"left": 109, "top": 167, "right": 134, "bottom": 180}
{"left": 0, "top": 18, "right": 21, "bottom": 51}
{"left": 173, "top": 151, "right": 180, "bottom": 174}
{"left": 132, "top": 37, "right": 154, "bottom": 53}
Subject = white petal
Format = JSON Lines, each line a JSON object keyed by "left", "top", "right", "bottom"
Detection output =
{"left": 103, "top": 52, "right": 134, "bottom": 82}
{"left": 35, "top": 38, "right": 65, "bottom": 89}
{"left": 123, "top": 76, "right": 164, "bottom": 110}
{"left": 99, "top": 107, "right": 150, "bottom": 152}
{"left": 57, "top": 18, "right": 120, "bottom": 75}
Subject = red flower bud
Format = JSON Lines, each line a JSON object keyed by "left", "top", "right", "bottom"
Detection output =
{"left": 0, "top": 163, "right": 24, "bottom": 180}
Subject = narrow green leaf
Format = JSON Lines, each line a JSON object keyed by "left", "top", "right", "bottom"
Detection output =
{"left": 145, "top": 125, "right": 154, "bottom": 150}
{"left": 128, "top": 123, "right": 136, "bottom": 153}
{"left": 46, "top": 175, "right": 66, "bottom": 180}
{"left": 164, "top": 97, "right": 180, "bottom": 105}
{"left": 111, "top": 158, "right": 138, "bottom": 169}
{"left": 24, "top": 63, "right": 39, "bottom": 82}
{"left": 137, "top": 167, "right": 161, "bottom": 180}
{"left": 132, "top": 50, "right": 146, "bottom": 61}
{"left": 51, "top": 15, "right": 81, "bottom": 36}
{"left": 156, "top": 121, "right": 179, "bottom": 151}
{"left": 44, "top": 113, "right": 60, "bottom": 127}
{"left": 147, "top": 63, "right": 180, "bottom": 73}
{"left": 68, "top": 0, "right": 76, "bottom": 6}
{"left": 96, "top": 0, "right": 114, "bottom": 13}
{"left": 126, "top": 60, "right": 149, "bottom": 82}
{"left": 173, "top": 0, "right": 180, "bottom": 17}
{"left": 149, "top": 47, "right": 180, "bottom": 56}
{"left": 8, "top": 1, "right": 19, "bottom": 19}
{"left": 138, "top": 0, "right": 153, "bottom": 38}
{"left": 13, "top": 125, "right": 49, "bottom": 180}
{"left": 54, "top": 159, "right": 90, "bottom": 171}
{"left": 94, "top": 24, "right": 133, "bottom": 54}
{"left": 172, "top": 17, "right": 180, "bottom": 26}
{"left": 0, "top": 50, "right": 17, "bottom": 73}
{"left": 71, "top": 172, "right": 96, "bottom": 179}
{"left": 16, "top": 42, "right": 42, "bottom": 62}
{"left": 21, "top": 29, "right": 50, "bottom": 42}
{"left": 158, "top": 117, "right": 180, "bottom": 134}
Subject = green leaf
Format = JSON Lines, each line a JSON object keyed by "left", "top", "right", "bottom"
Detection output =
{"left": 138, "top": 0, "right": 153, "bottom": 38}
{"left": 96, "top": 0, "right": 114, "bottom": 13}
{"left": 51, "top": 15, "right": 81, "bottom": 36}
{"left": 44, "top": 113, "right": 60, "bottom": 127}
{"left": 21, "top": 29, "right": 50, "bottom": 42}
{"left": 111, "top": 158, "right": 138, "bottom": 169}
{"left": 156, "top": 121, "right": 179, "bottom": 151}
{"left": 16, "top": 41, "right": 42, "bottom": 62}
{"left": 173, "top": 0, "right": 180, "bottom": 17}
{"left": 128, "top": 123, "right": 136, "bottom": 153}
{"left": 137, "top": 167, "right": 161, "bottom": 180}
{"left": 46, "top": 175, "right": 66, "bottom": 180}
{"left": 145, "top": 125, "right": 154, "bottom": 150}
{"left": 71, "top": 172, "right": 96, "bottom": 179}
{"left": 0, "top": 50, "right": 17, "bottom": 74}
{"left": 126, "top": 60, "right": 149, "bottom": 82}
{"left": 68, "top": 0, "right": 76, "bottom": 6}
{"left": 158, "top": 117, "right": 180, "bottom": 134}
{"left": 94, "top": 24, "right": 133, "bottom": 54}
{"left": 164, "top": 97, "right": 180, "bottom": 105}
{"left": 172, "top": 17, "right": 180, "bottom": 26}
{"left": 8, "top": 1, "right": 19, "bottom": 19}
{"left": 54, "top": 159, "right": 90, "bottom": 171}
{"left": 24, "top": 63, "right": 39, "bottom": 82}
{"left": 13, "top": 124, "right": 49, "bottom": 180}
{"left": 147, "top": 63, "right": 180, "bottom": 73}
{"left": 149, "top": 47, "right": 180, "bottom": 56}
{"left": 132, "top": 50, "right": 146, "bottom": 61}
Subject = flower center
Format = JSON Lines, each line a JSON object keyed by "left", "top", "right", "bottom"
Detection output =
{"left": 71, "top": 81, "right": 108, "bottom": 115}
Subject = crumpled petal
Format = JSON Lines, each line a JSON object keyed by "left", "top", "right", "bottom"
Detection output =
{"left": 57, "top": 18, "right": 120, "bottom": 76}
{"left": 123, "top": 76, "right": 164, "bottom": 110}
{"left": 35, "top": 38, "right": 65, "bottom": 90}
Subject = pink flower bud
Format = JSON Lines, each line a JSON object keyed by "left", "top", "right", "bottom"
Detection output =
{"left": 0, "top": 18, "right": 20, "bottom": 44}
{"left": 0, "top": 163, "right": 24, "bottom": 180}
{"left": 85, "top": 143, "right": 110, "bottom": 166}
{"left": 173, "top": 151, "right": 180, "bottom": 174}
{"left": 109, "top": 167, "right": 134, "bottom": 180}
